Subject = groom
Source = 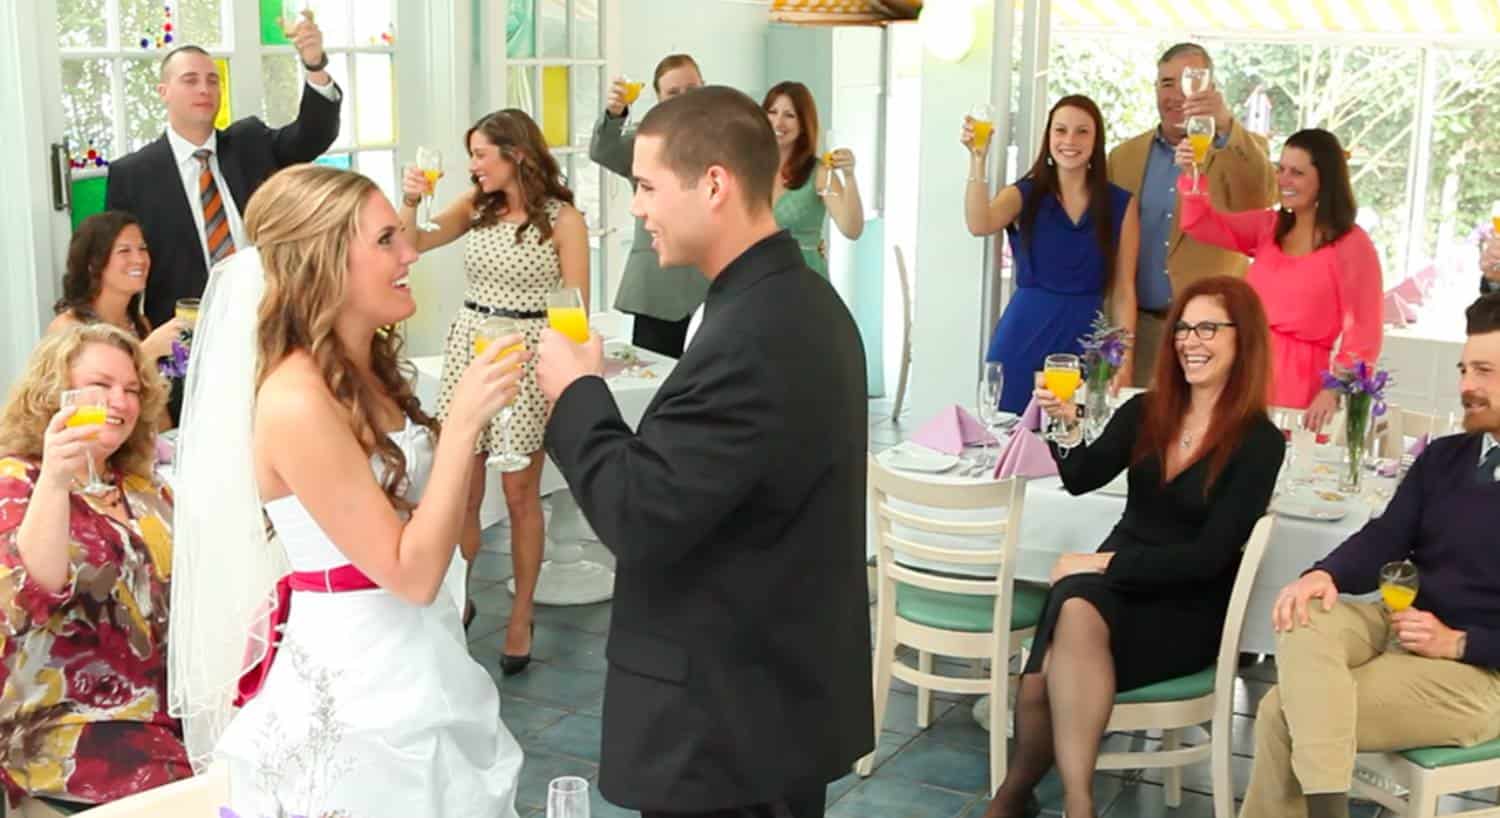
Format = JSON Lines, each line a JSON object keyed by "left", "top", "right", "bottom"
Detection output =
{"left": 535, "top": 86, "right": 873, "bottom": 818}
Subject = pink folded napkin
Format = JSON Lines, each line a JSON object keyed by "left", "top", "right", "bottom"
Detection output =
{"left": 1383, "top": 292, "right": 1413, "bottom": 327}
{"left": 1017, "top": 396, "right": 1044, "bottom": 432}
{"left": 909, "top": 405, "right": 997, "bottom": 455}
{"left": 993, "top": 427, "right": 1058, "bottom": 479}
{"left": 1407, "top": 433, "right": 1430, "bottom": 459}
{"left": 1393, "top": 277, "right": 1424, "bottom": 306}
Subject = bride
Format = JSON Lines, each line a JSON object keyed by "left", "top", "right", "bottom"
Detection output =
{"left": 169, "top": 164, "right": 526, "bottom": 816}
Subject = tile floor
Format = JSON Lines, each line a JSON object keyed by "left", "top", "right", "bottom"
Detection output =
{"left": 464, "top": 397, "right": 1498, "bottom": 818}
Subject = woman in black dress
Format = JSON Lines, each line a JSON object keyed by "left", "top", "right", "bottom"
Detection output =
{"left": 983, "top": 275, "right": 1286, "bottom": 818}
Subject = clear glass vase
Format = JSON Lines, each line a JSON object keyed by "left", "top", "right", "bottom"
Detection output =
{"left": 1083, "top": 368, "right": 1113, "bottom": 444}
{"left": 1341, "top": 393, "right": 1372, "bottom": 494}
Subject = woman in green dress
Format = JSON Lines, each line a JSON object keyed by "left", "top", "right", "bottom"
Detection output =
{"left": 762, "top": 82, "right": 864, "bottom": 277}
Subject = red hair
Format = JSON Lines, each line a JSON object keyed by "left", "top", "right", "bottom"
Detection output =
{"left": 761, "top": 81, "right": 820, "bottom": 190}
{"left": 1134, "top": 276, "right": 1273, "bottom": 491}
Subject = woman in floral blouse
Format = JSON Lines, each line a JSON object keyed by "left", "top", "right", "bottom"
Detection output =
{"left": 0, "top": 323, "right": 187, "bottom": 810}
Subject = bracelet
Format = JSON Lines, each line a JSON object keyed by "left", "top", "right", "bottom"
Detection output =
{"left": 302, "top": 52, "right": 330, "bottom": 72}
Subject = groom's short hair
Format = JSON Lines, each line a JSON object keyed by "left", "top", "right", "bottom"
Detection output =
{"left": 636, "top": 85, "right": 779, "bottom": 213}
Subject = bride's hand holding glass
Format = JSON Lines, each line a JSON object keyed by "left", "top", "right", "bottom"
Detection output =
{"left": 449, "top": 334, "right": 528, "bottom": 437}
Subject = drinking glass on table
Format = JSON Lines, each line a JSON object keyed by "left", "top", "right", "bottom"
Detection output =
{"left": 473, "top": 316, "right": 530, "bottom": 473}
{"left": 976, "top": 362, "right": 1004, "bottom": 460}
{"left": 60, "top": 386, "right": 111, "bottom": 495}
{"left": 1380, "top": 559, "right": 1419, "bottom": 653}
{"left": 414, "top": 146, "right": 444, "bottom": 232}
{"left": 546, "top": 287, "right": 590, "bottom": 343}
{"left": 547, "top": 776, "right": 590, "bottom": 818}
{"left": 1042, "top": 354, "right": 1082, "bottom": 443}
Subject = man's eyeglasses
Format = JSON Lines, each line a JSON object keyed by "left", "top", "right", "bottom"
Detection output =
{"left": 1173, "top": 320, "right": 1237, "bottom": 341}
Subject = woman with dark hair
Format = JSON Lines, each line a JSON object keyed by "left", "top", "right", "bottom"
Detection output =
{"left": 48, "top": 211, "right": 185, "bottom": 364}
{"left": 963, "top": 95, "right": 1140, "bottom": 412}
{"left": 1176, "top": 128, "right": 1383, "bottom": 429}
{"left": 400, "top": 109, "right": 589, "bottom": 673}
{"left": 762, "top": 81, "right": 864, "bottom": 277}
{"left": 981, "top": 276, "right": 1285, "bottom": 818}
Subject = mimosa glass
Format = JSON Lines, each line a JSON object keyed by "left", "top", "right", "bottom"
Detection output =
{"left": 61, "top": 386, "right": 111, "bottom": 495}
{"left": 1185, "top": 115, "right": 1216, "bottom": 187}
{"left": 546, "top": 287, "right": 589, "bottom": 343}
{"left": 415, "top": 146, "right": 443, "bottom": 232}
{"left": 1379, "top": 559, "right": 1419, "bottom": 653}
{"left": 473, "top": 316, "right": 530, "bottom": 473}
{"left": 1042, "top": 354, "right": 1082, "bottom": 443}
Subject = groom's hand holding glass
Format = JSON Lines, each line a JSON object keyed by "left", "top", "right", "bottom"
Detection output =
{"left": 535, "top": 328, "right": 605, "bottom": 404}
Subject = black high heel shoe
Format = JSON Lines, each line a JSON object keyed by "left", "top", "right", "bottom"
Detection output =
{"left": 500, "top": 623, "right": 534, "bottom": 677}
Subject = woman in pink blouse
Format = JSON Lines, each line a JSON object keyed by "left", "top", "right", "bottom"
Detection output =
{"left": 1175, "top": 128, "right": 1383, "bottom": 430}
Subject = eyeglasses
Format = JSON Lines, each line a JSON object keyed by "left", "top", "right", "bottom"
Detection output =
{"left": 1173, "top": 320, "right": 1237, "bottom": 341}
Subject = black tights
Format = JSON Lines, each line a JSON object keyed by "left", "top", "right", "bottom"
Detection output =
{"left": 983, "top": 598, "right": 1117, "bottom": 818}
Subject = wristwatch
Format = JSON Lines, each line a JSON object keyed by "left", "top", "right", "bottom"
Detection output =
{"left": 302, "top": 52, "right": 329, "bottom": 72}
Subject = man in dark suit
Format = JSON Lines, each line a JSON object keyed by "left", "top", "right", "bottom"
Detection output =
{"left": 535, "top": 86, "right": 873, "bottom": 818}
{"left": 105, "top": 15, "right": 341, "bottom": 329}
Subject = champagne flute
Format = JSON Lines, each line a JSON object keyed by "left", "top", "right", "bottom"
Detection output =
{"left": 1042, "top": 354, "right": 1083, "bottom": 443}
{"left": 415, "top": 146, "right": 443, "bottom": 232}
{"left": 60, "top": 386, "right": 112, "bottom": 496}
{"left": 473, "top": 316, "right": 531, "bottom": 474}
{"left": 818, "top": 130, "right": 840, "bottom": 197}
{"left": 1181, "top": 65, "right": 1212, "bottom": 98}
{"left": 967, "top": 103, "right": 996, "bottom": 155}
{"left": 1379, "top": 560, "right": 1419, "bottom": 653}
{"left": 1185, "top": 115, "right": 1216, "bottom": 187}
{"left": 619, "top": 74, "right": 645, "bottom": 128}
{"left": 976, "top": 362, "right": 1005, "bottom": 463}
{"left": 1490, "top": 200, "right": 1500, "bottom": 236}
{"left": 279, "top": 0, "right": 311, "bottom": 39}
{"left": 547, "top": 776, "right": 590, "bottom": 818}
{"left": 546, "top": 287, "right": 590, "bottom": 343}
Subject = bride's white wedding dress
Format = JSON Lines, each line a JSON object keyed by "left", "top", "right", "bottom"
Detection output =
{"left": 214, "top": 421, "right": 522, "bottom": 818}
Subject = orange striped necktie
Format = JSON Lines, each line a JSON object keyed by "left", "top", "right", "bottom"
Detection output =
{"left": 192, "top": 148, "right": 236, "bottom": 265}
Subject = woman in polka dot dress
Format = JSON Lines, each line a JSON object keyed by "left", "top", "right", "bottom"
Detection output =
{"left": 400, "top": 109, "right": 589, "bottom": 672}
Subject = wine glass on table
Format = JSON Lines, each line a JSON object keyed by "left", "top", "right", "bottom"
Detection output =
{"left": 1379, "top": 559, "right": 1419, "bottom": 653}
{"left": 1042, "top": 354, "right": 1082, "bottom": 443}
{"left": 976, "top": 362, "right": 1005, "bottom": 462}
{"left": 60, "top": 386, "right": 112, "bottom": 495}
{"left": 473, "top": 316, "right": 530, "bottom": 473}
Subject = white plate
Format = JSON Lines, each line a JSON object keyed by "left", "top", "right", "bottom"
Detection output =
{"left": 879, "top": 443, "right": 960, "bottom": 474}
{"left": 1272, "top": 488, "right": 1350, "bottom": 522}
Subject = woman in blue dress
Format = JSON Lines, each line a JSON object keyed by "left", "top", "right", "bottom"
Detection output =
{"left": 962, "top": 95, "right": 1139, "bottom": 413}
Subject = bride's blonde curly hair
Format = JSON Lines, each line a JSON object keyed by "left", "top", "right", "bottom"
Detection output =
{"left": 245, "top": 164, "right": 438, "bottom": 511}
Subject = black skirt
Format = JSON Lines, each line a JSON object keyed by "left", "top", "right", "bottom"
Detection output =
{"left": 1021, "top": 572, "right": 1224, "bottom": 693}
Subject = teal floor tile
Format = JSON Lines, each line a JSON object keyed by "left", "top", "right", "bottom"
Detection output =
{"left": 878, "top": 732, "right": 992, "bottom": 794}
{"left": 530, "top": 713, "right": 605, "bottom": 763}
{"left": 494, "top": 662, "right": 607, "bottom": 713}
{"left": 500, "top": 694, "right": 569, "bottom": 739}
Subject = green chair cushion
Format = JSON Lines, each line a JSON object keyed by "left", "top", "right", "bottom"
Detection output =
{"left": 1114, "top": 666, "right": 1216, "bottom": 704}
{"left": 894, "top": 581, "right": 1048, "bottom": 633}
{"left": 1399, "top": 736, "right": 1500, "bottom": 769}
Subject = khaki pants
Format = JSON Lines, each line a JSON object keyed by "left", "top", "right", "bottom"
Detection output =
{"left": 1132, "top": 310, "right": 1165, "bottom": 388}
{"left": 1241, "top": 601, "right": 1500, "bottom": 818}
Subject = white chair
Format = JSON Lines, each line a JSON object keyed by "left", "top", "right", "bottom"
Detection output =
{"left": 17, "top": 764, "right": 228, "bottom": 817}
{"left": 890, "top": 246, "right": 915, "bottom": 423}
{"left": 1093, "top": 515, "right": 1276, "bottom": 818}
{"left": 1377, "top": 405, "right": 1452, "bottom": 460}
{"left": 1352, "top": 746, "right": 1500, "bottom": 818}
{"left": 858, "top": 455, "right": 1047, "bottom": 792}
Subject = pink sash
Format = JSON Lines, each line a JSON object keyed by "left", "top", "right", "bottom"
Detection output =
{"left": 234, "top": 564, "right": 378, "bottom": 707}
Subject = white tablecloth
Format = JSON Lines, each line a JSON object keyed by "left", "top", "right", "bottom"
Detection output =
{"left": 412, "top": 348, "right": 675, "bottom": 528}
{"left": 871, "top": 439, "right": 1395, "bottom": 655}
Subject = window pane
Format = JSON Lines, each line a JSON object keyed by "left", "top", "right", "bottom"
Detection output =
{"left": 61, "top": 59, "right": 114, "bottom": 163}
{"left": 355, "top": 53, "right": 395, "bottom": 145}
{"left": 176, "top": 0, "right": 225, "bottom": 48}
{"left": 507, "top": 0, "right": 535, "bottom": 59}
{"left": 540, "top": 0, "right": 568, "bottom": 58}
{"left": 306, "top": 0, "right": 353, "bottom": 48}
{"left": 122, "top": 58, "right": 165, "bottom": 154}
{"left": 356, "top": 150, "right": 397, "bottom": 207}
{"left": 57, "top": 0, "right": 106, "bottom": 49}
{"left": 326, "top": 53, "right": 354, "bottom": 150}
{"left": 508, "top": 66, "right": 539, "bottom": 119}
{"left": 572, "top": 0, "right": 600, "bottom": 60}
{"left": 261, "top": 54, "right": 303, "bottom": 126}
{"left": 570, "top": 66, "right": 601, "bottom": 149}
{"left": 541, "top": 66, "right": 570, "bottom": 148}
{"left": 120, "top": 0, "right": 173, "bottom": 50}
{"left": 351, "top": 0, "right": 395, "bottom": 46}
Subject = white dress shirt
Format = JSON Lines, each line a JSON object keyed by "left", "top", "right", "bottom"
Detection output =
{"left": 167, "top": 78, "right": 341, "bottom": 271}
{"left": 1484, "top": 433, "right": 1500, "bottom": 481}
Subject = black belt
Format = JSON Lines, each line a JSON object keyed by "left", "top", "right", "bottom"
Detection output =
{"left": 463, "top": 300, "right": 544, "bottom": 320}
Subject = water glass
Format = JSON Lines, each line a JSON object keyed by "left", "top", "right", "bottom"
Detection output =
{"left": 547, "top": 776, "right": 590, "bottom": 818}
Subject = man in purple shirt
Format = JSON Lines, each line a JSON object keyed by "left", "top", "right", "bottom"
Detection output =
{"left": 1241, "top": 292, "right": 1500, "bottom": 818}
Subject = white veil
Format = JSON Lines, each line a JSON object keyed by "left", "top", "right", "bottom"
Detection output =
{"left": 167, "top": 247, "right": 288, "bottom": 770}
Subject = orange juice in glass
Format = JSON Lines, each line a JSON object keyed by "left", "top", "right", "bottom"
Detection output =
{"left": 968, "top": 103, "right": 996, "bottom": 152}
{"left": 1188, "top": 132, "right": 1212, "bottom": 165}
{"left": 1043, "top": 364, "right": 1082, "bottom": 403}
{"left": 60, "top": 386, "right": 112, "bottom": 495}
{"left": 1490, "top": 200, "right": 1500, "bottom": 234}
{"left": 1379, "top": 560, "right": 1419, "bottom": 652}
{"left": 547, "top": 287, "right": 589, "bottom": 343}
{"left": 473, "top": 316, "right": 525, "bottom": 369}
{"left": 621, "top": 80, "right": 644, "bottom": 105}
